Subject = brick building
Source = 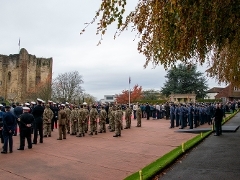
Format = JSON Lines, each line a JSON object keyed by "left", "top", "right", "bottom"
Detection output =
{"left": 215, "top": 84, "right": 240, "bottom": 102}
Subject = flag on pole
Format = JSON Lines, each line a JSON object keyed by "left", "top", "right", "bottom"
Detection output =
{"left": 129, "top": 77, "right": 131, "bottom": 84}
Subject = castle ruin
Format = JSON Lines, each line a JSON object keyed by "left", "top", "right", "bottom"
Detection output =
{"left": 0, "top": 48, "right": 53, "bottom": 103}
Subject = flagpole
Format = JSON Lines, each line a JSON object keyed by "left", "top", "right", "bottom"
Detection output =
{"left": 129, "top": 76, "right": 131, "bottom": 107}
{"left": 18, "top": 38, "right": 21, "bottom": 52}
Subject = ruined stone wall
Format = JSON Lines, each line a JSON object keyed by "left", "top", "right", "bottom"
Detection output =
{"left": 0, "top": 48, "right": 53, "bottom": 103}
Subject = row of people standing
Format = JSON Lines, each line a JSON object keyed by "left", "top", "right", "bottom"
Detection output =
{"left": 133, "top": 103, "right": 171, "bottom": 120}
{"left": 168, "top": 102, "right": 226, "bottom": 133}
{"left": 0, "top": 98, "right": 45, "bottom": 153}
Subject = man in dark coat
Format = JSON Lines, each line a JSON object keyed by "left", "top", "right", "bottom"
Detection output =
{"left": 1, "top": 105, "right": 16, "bottom": 154}
{"left": 213, "top": 103, "right": 223, "bottom": 136}
{"left": 145, "top": 103, "right": 151, "bottom": 120}
{"left": 32, "top": 98, "right": 44, "bottom": 144}
{"left": 17, "top": 107, "right": 34, "bottom": 150}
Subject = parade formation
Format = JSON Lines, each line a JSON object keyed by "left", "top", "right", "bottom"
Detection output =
{"left": 0, "top": 98, "right": 238, "bottom": 154}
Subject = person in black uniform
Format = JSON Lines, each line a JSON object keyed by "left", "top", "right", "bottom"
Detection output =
{"left": 212, "top": 103, "right": 223, "bottom": 136}
{"left": 13, "top": 102, "right": 23, "bottom": 136}
{"left": 17, "top": 107, "right": 34, "bottom": 150}
{"left": 1, "top": 105, "right": 16, "bottom": 154}
{"left": 51, "top": 102, "right": 59, "bottom": 131}
{"left": 32, "top": 98, "right": 44, "bottom": 144}
{"left": 145, "top": 103, "right": 150, "bottom": 120}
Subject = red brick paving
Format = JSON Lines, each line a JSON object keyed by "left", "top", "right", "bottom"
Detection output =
{"left": 0, "top": 118, "right": 211, "bottom": 180}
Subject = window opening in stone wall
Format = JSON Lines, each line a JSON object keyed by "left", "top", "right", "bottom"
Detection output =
{"left": 36, "top": 76, "right": 41, "bottom": 84}
{"left": 8, "top": 71, "right": 11, "bottom": 81}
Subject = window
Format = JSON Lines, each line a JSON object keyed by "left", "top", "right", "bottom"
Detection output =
{"left": 234, "top": 87, "right": 240, "bottom": 92}
{"left": 106, "top": 96, "right": 113, "bottom": 100}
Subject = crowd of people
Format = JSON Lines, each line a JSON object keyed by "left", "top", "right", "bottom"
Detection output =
{"left": 0, "top": 99, "right": 238, "bottom": 154}
{"left": 0, "top": 98, "right": 143, "bottom": 154}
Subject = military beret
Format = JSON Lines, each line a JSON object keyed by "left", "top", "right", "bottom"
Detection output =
{"left": 5, "top": 105, "right": 11, "bottom": 109}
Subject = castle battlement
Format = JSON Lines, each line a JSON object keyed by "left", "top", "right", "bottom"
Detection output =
{"left": 0, "top": 48, "right": 53, "bottom": 103}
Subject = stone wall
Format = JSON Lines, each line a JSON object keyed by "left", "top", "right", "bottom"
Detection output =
{"left": 0, "top": 48, "right": 52, "bottom": 103}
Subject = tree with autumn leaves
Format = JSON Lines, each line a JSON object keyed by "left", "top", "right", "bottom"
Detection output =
{"left": 115, "top": 84, "right": 142, "bottom": 104}
{"left": 82, "top": 0, "right": 240, "bottom": 87}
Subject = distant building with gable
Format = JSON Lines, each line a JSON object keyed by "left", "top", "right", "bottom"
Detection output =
{"left": 205, "top": 87, "right": 224, "bottom": 99}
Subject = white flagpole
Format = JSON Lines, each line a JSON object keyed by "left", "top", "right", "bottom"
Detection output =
{"left": 18, "top": 38, "right": 20, "bottom": 52}
{"left": 129, "top": 76, "right": 131, "bottom": 106}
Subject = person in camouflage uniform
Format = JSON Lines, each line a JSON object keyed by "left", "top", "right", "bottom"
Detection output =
{"left": 70, "top": 106, "right": 78, "bottom": 135}
{"left": 43, "top": 104, "right": 54, "bottom": 137}
{"left": 89, "top": 104, "right": 98, "bottom": 135}
{"left": 136, "top": 105, "right": 142, "bottom": 127}
{"left": 124, "top": 104, "right": 132, "bottom": 129}
{"left": 65, "top": 104, "right": 71, "bottom": 134}
{"left": 107, "top": 105, "right": 112, "bottom": 130}
{"left": 109, "top": 106, "right": 116, "bottom": 132}
{"left": 113, "top": 106, "right": 123, "bottom": 137}
{"left": 99, "top": 105, "right": 107, "bottom": 133}
{"left": 57, "top": 104, "right": 67, "bottom": 140}
{"left": 76, "top": 105, "right": 86, "bottom": 137}
{"left": 83, "top": 105, "right": 89, "bottom": 133}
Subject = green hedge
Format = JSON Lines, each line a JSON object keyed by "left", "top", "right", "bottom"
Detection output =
{"left": 124, "top": 110, "right": 239, "bottom": 180}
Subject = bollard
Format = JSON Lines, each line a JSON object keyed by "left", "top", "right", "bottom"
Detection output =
{"left": 139, "top": 170, "right": 143, "bottom": 180}
{"left": 201, "top": 132, "right": 203, "bottom": 138}
{"left": 182, "top": 143, "right": 185, "bottom": 152}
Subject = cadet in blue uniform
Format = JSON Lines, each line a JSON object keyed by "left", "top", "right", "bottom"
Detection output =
{"left": 179, "top": 104, "right": 184, "bottom": 129}
{"left": 175, "top": 104, "right": 180, "bottom": 127}
{"left": 169, "top": 103, "right": 175, "bottom": 128}
{"left": 188, "top": 103, "right": 194, "bottom": 129}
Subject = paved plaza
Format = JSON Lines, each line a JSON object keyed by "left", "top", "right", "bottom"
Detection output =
{"left": 0, "top": 118, "right": 211, "bottom": 180}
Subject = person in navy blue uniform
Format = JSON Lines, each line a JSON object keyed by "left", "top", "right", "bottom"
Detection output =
{"left": 145, "top": 103, "right": 151, "bottom": 120}
{"left": 32, "top": 98, "right": 44, "bottom": 144}
{"left": 169, "top": 103, "right": 175, "bottom": 128}
{"left": 1, "top": 105, "right": 16, "bottom": 154}
{"left": 175, "top": 104, "right": 180, "bottom": 127}
{"left": 193, "top": 104, "right": 199, "bottom": 128}
{"left": 188, "top": 103, "right": 194, "bottom": 129}
{"left": 13, "top": 102, "right": 23, "bottom": 136}
{"left": 0, "top": 104, "right": 5, "bottom": 146}
{"left": 179, "top": 104, "right": 184, "bottom": 129}
{"left": 17, "top": 107, "right": 34, "bottom": 150}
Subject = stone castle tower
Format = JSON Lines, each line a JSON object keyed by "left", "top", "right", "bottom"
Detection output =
{"left": 0, "top": 48, "right": 53, "bottom": 103}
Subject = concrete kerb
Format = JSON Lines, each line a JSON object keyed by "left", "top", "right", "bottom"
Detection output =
{"left": 124, "top": 110, "right": 239, "bottom": 180}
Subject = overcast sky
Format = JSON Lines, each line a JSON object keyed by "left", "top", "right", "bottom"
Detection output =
{"left": 0, "top": 0, "right": 222, "bottom": 100}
